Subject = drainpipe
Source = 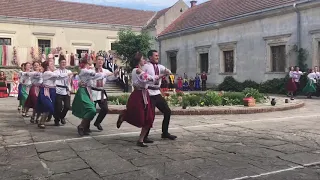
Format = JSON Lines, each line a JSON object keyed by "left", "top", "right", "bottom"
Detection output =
{"left": 293, "top": 3, "right": 301, "bottom": 50}
{"left": 156, "top": 37, "right": 162, "bottom": 64}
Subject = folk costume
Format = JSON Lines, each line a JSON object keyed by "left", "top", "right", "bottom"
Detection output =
{"left": 20, "top": 71, "right": 32, "bottom": 116}
{"left": 292, "top": 70, "right": 303, "bottom": 95}
{"left": 142, "top": 62, "right": 177, "bottom": 141}
{"left": 119, "top": 68, "right": 156, "bottom": 128}
{"left": 37, "top": 71, "right": 69, "bottom": 128}
{"left": 54, "top": 68, "right": 72, "bottom": 126}
{"left": 177, "top": 76, "right": 183, "bottom": 90}
{"left": 189, "top": 78, "right": 195, "bottom": 91}
{"left": 72, "top": 68, "right": 107, "bottom": 136}
{"left": 160, "top": 76, "right": 168, "bottom": 91}
{"left": 10, "top": 73, "right": 19, "bottom": 97}
{"left": 195, "top": 75, "right": 201, "bottom": 90}
{"left": 201, "top": 72, "right": 207, "bottom": 91}
{"left": 183, "top": 78, "right": 189, "bottom": 91}
{"left": 24, "top": 71, "right": 42, "bottom": 123}
{"left": 0, "top": 75, "right": 8, "bottom": 98}
{"left": 91, "top": 68, "right": 116, "bottom": 131}
{"left": 286, "top": 71, "right": 297, "bottom": 99}
{"left": 302, "top": 71, "right": 317, "bottom": 98}
{"left": 168, "top": 74, "right": 175, "bottom": 91}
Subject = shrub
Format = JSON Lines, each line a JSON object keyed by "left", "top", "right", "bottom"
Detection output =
{"left": 203, "top": 91, "right": 222, "bottom": 106}
{"left": 242, "top": 80, "right": 260, "bottom": 90}
{"left": 259, "top": 78, "right": 286, "bottom": 94}
{"left": 218, "top": 76, "right": 243, "bottom": 92}
{"left": 222, "top": 92, "right": 245, "bottom": 105}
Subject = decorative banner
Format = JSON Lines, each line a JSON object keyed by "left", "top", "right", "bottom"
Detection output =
{"left": 45, "top": 47, "right": 51, "bottom": 56}
{"left": 2, "top": 45, "right": 7, "bottom": 66}
{"left": 0, "top": 45, "right": 3, "bottom": 65}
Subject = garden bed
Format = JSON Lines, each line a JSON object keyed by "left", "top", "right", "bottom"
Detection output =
{"left": 108, "top": 88, "right": 265, "bottom": 107}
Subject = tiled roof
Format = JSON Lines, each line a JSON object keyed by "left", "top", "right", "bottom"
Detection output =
{"left": 0, "top": 0, "right": 155, "bottom": 27}
{"left": 145, "top": 6, "right": 171, "bottom": 28}
{"left": 160, "top": 0, "right": 297, "bottom": 36}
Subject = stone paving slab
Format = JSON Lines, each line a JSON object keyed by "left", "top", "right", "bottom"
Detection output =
{"left": 0, "top": 97, "right": 320, "bottom": 179}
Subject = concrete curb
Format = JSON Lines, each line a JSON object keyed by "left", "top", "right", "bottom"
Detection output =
{"left": 104, "top": 101, "right": 305, "bottom": 115}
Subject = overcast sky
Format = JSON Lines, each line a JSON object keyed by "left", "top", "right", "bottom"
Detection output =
{"left": 65, "top": 0, "right": 209, "bottom": 11}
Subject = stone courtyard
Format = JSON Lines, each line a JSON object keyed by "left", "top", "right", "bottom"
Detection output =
{"left": 0, "top": 97, "right": 320, "bottom": 180}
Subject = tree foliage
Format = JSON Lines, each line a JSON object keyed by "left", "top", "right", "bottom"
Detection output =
{"left": 112, "top": 29, "right": 152, "bottom": 70}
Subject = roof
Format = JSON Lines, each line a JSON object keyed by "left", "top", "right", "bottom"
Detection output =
{"left": 0, "top": 0, "right": 155, "bottom": 27}
{"left": 145, "top": 6, "right": 171, "bottom": 28}
{"left": 160, "top": 0, "right": 297, "bottom": 36}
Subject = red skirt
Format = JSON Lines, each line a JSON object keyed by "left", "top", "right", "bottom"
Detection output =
{"left": 286, "top": 78, "right": 297, "bottom": 92}
{"left": 122, "top": 90, "right": 155, "bottom": 128}
{"left": 0, "top": 87, "right": 8, "bottom": 98}
{"left": 24, "top": 85, "right": 39, "bottom": 108}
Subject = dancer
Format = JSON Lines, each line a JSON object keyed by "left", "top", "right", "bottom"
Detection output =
{"left": 286, "top": 66, "right": 297, "bottom": 100}
{"left": 72, "top": 57, "right": 110, "bottom": 136}
{"left": 292, "top": 66, "right": 304, "bottom": 96}
{"left": 37, "top": 61, "right": 72, "bottom": 129}
{"left": 53, "top": 56, "right": 73, "bottom": 126}
{"left": 91, "top": 55, "right": 117, "bottom": 131}
{"left": 20, "top": 62, "right": 32, "bottom": 117}
{"left": 0, "top": 71, "right": 8, "bottom": 98}
{"left": 116, "top": 52, "right": 158, "bottom": 147}
{"left": 302, "top": 69, "right": 317, "bottom": 98}
{"left": 17, "top": 63, "right": 25, "bottom": 112}
{"left": 24, "top": 61, "right": 42, "bottom": 123}
{"left": 143, "top": 50, "right": 177, "bottom": 142}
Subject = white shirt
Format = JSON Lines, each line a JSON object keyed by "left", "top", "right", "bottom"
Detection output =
{"left": 315, "top": 71, "right": 320, "bottom": 79}
{"left": 42, "top": 71, "right": 68, "bottom": 87}
{"left": 308, "top": 72, "right": 317, "bottom": 83}
{"left": 292, "top": 71, "right": 303, "bottom": 82}
{"left": 78, "top": 68, "right": 104, "bottom": 87}
{"left": 18, "top": 71, "right": 23, "bottom": 83}
{"left": 142, "top": 62, "right": 171, "bottom": 96}
{"left": 55, "top": 68, "right": 72, "bottom": 95}
{"left": 27, "top": 71, "right": 42, "bottom": 85}
{"left": 92, "top": 68, "right": 115, "bottom": 101}
{"left": 20, "top": 71, "right": 32, "bottom": 86}
{"left": 131, "top": 68, "right": 156, "bottom": 89}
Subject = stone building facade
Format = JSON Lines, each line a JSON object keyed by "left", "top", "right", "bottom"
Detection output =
{"left": 158, "top": 0, "right": 320, "bottom": 85}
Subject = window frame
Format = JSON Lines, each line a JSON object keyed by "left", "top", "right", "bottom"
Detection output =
{"left": 218, "top": 42, "right": 237, "bottom": 75}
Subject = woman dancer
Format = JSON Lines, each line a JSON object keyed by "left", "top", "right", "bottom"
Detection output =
{"left": 20, "top": 62, "right": 32, "bottom": 117}
{"left": 286, "top": 66, "right": 297, "bottom": 100}
{"left": 195, "top": 74, "right": 201, "bottom": 90}
{"left": 17, "top": 63, "right": 25, "bottom": 112}
{"left": 0, "top": 71, "right": 8, "bottom": 98}
{"left": 292, "top": 66, "right": 304, "bottom": 96}
{"left": 116, "top": 52, "right": 159, "bottom": 147}
{"left": 24, "top": 61, "right": 42, "bottom": 123}
{"left": 37, "top": 61, "right": 72, "bottom": 128}
{"left": 302, "top": 69, "right": 317, "bottom": 98}
{"left": 72, "top": 57, "right": 110, "bottom": 136}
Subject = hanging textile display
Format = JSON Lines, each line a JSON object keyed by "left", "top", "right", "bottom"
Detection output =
{"left": 0, "top": 45, "right": 3, "bottom": 65}
{"left": 45, "top": 47, "right": 51, "bottom": 56}
{"left": 2, "top": 45, "right": 7, "bottom": 66}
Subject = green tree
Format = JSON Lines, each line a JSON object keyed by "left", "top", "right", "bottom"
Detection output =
{"left": 112, "top": 29, "right": 152, "bottom": 71}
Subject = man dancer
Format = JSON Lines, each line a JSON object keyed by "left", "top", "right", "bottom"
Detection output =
{"left": 201, "top": 71, "right": 207, "bottom": 91}
{"left": 90, "top": 55, "right": 117, "bottom": 131}
{"left": 53, "top": 57, "right": 72, "bottom": 126}
{"left": 142, "top": 50, "right": 177, "bottom": 143}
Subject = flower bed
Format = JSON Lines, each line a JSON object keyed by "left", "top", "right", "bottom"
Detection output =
{"left": 108, "top": 88, "right": 266, "bottom": 107}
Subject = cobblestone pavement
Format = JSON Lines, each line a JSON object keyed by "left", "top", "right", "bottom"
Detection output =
{"left": 0, "top": 97, "right": 320, "bottom": 180}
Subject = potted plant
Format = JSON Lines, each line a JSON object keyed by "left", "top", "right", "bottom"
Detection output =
{"left": 243, "top": 96, "right": 256, "bottom": 107}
